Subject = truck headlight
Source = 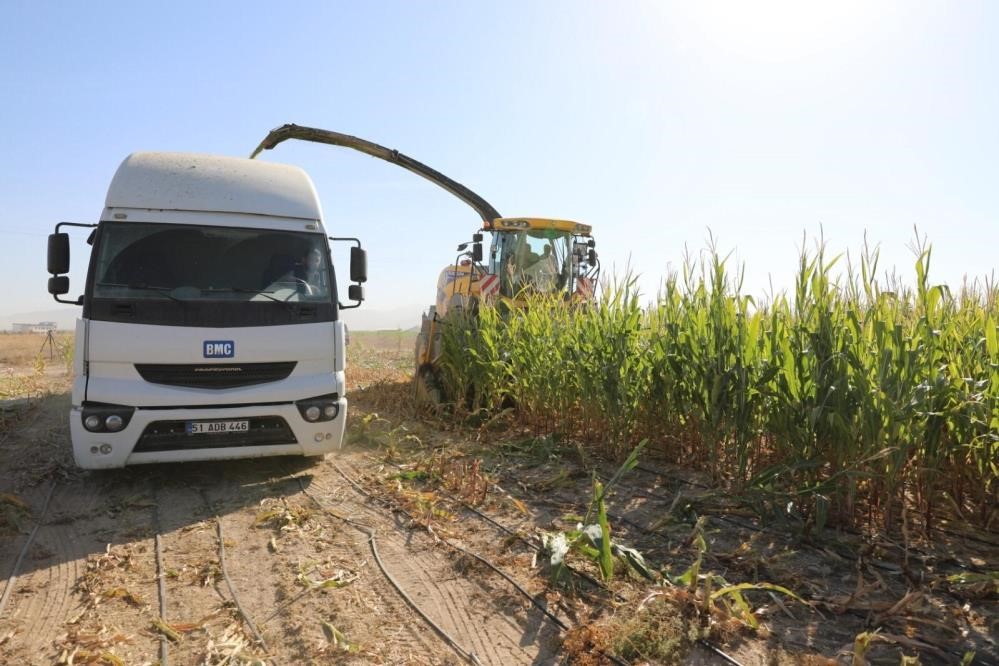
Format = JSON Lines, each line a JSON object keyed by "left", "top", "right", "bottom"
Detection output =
{"left": 295, "top": 394, "right": 339, "bottom": 423}
{"left": 81, "top": 404, "right": 134, "bottom": 433}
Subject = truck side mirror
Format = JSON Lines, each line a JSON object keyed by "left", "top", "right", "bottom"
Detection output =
{"left": 48, "top": 233, "right": 70, "bottom": 275}
{"left": 588, "top": 249, "right": 597, "bottom": 265}
{"left": 48, "top": 276, "right": 70, "bottom": 295}
{"left": 472, "top": 242, "right": 483, "bottom": 263}
{"left": 348, "top": 284, "right": 365, "bottom": 302}
{"left": 350, "top": 247, "right": 367, "bottom": 283}
{"left": 473, "top": 233, "right": 483, "bottom": 242}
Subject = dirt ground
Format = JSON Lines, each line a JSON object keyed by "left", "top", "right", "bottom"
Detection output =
{"left": 0, "top": 332, "right": 995, "bottom": 665}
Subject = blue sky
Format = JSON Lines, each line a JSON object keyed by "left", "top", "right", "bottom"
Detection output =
{"left": 2, "top": 1, "right": 996, "bottom": 324}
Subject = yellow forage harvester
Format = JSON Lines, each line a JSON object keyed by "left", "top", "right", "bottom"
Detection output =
{"left": 415, "top": 216, "right": 599, "bottom": 402}
{"left": 249, "top": 123, "right": 600, "bottom": 404}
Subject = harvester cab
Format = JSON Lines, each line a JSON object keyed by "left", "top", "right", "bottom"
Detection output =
{"left": 434, "top": 217, "right": 598, "bottom": 318}
{"left": 415, "top": 217, "right": 599, "bottom": 402}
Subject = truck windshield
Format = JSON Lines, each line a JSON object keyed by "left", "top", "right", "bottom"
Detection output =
{"left": 91, "top": 222, "right": 332, "bottom": 303}
{"left": 498, "top": 230, "right": 572, "bottom": 297}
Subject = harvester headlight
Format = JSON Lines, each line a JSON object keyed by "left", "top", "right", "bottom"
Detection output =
{"left": 323, "top": 404, "right": 338, "bottom": 419}
{"left": 105, "top": 415, "right": 124, "bottom": 431}
{"left": 304, "top": 405, "right": 321, "bottom": 422}
{"left": 499, "top": 218, "right": 531, "bottom": 229}
{"left": 84, "top": 415, "right": 102, "bottom": 431}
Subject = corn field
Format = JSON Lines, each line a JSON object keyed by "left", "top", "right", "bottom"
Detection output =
{"left": 438, "top": 240, "right": 999, "bottom": 532}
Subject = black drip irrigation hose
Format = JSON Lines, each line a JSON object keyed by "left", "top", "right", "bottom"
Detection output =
{"left": 441, "top": 485, "right": 745, "bottom": 666}
{"left": 697, "top": 639, "right": 744, "bottom": 665}
{"left": 635, "top": 462, "right": 999, "bottom": 556}
{"left": 631, "top": 462, "right": 994, "bottom": 581}
{"left": 151, "top": 484, "right": 169, "bottom": 666}
{"left": 453, "top": 485, "right": 625, "bottom": 602}
{"left": 627, "top": 463, "right": 977, "bottom": 662}
{"left": 373, "top": 458, "right": 743, "bottom": 665}
{"left": 291, "top": 473, "right": 483, "bottom": 665}
{"left": 328, "top": 463, "right": 635, "bottom": 666}
{"left": 197, "top": 489, "right": 272, "bottom": 659}
{"left": 338, "top": 465, "right": 568, "bottom": 631}
{"left": 0, "top": 481, "right": 57, "bottom": 618}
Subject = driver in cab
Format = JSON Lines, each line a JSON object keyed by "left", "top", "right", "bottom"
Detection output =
{"left": 281, "top": 247, "right": 324, "bottom": 295}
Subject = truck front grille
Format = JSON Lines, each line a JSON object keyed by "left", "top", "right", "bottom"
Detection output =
{"left": 134, "top": 416, "right": 297, "bottom": 453}
{"left": 135, "top": 362, "right": 297, "bottom": 389}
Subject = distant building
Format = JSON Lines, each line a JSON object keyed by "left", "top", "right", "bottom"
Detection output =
{"left": 11, "top": 321, "right": 57, "bottom": 333}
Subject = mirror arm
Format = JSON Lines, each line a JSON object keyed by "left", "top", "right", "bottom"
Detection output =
{"left": 56, "top": 221, "right": 98, "bottom": 234}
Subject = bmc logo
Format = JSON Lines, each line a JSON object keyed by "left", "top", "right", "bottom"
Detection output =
{"left": 203, "top": 340, "right": 235, "bottom": 358}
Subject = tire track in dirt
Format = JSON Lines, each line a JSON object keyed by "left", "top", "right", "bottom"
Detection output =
{"left": 303, "top": 459, "right": 561, "bottom": 666}
{"left": 7, "top": 472, "right": 168, "bottom": 664}
{"left": 0, "top": 480, "right": 99, "bottom": 660}
{"left": 252, "top": 462, "right": 450, "bottom": 664}
{"left": 0, "top": 482, "right": 56, "bottom": 621}
{"left": 296, "top": 471, "right": 474, "bottom": 664}
{"left": 153, "top": 480, "right": 234, "bottom": 665}
{"left": 195, "top": 467, "right": 297, "bottom": 662}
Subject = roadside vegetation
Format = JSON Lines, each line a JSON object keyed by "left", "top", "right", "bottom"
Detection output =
{"left": 0, "top": 332, "right": 73, "bottom": 401}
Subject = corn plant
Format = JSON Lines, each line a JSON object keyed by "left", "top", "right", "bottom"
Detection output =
{"left": 439, "top": 235, "right": 999, "bottom": 531}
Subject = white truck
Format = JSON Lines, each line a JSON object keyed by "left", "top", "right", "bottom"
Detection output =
{"left": 47, "top": 151, "right": 366, "bottom": 469}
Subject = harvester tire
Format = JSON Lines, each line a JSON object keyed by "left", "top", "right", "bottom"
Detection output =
{"left": 413, "top": 367, "right": 444, "bottom": 409}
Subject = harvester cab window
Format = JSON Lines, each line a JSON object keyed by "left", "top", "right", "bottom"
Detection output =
{"left": 500, "top": 230, "right": 571, "bottom": 296}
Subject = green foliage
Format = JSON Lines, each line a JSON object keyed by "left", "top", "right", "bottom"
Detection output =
{"left": 541, "top": 441, "right": 653, "bottom": 582}
{"left": 440, "top": 235, "right": 999, "bottom": 529}
{"left": 593, "top": 479, "right": 614, "bottom": 581}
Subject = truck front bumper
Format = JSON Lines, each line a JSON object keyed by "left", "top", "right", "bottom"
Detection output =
{"left": 70, "top": 398, "right": 347, "bottom": 469}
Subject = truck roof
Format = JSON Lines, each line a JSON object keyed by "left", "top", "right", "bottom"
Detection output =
{"left": 104, "top": 152, "right": 322, "bottom": 221}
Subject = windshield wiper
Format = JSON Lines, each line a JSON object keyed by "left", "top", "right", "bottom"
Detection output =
{"left": 202, "top": 286, "right": 277, "bottom": 300}
{"left": 202, "top": 286, "right": 297, "bottom": 312}
{"left": 96, "top": 281, "right": 187, "bottom": 305}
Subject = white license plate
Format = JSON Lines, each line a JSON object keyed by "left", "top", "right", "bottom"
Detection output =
{"left": 185, "top": 420, "right": 249, "bottom": 435}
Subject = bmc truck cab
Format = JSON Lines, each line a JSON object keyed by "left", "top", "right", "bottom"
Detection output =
{"left": 46, "top": 152, "right": 366, "bottom": 469}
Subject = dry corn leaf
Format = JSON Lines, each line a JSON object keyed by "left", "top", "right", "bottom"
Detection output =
{"left": 509, "top": 497, "right": 530, "bottom": 516}
{"left": 0, "top": 493, "right": 29, "bottom": 510}
{"left": 101, "top": 587, "right": 144, "bottom": 607}
{"left": 150, "top": 618, "right": 183, "bottom": 642}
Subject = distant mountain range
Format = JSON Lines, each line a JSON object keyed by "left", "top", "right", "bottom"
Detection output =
{"left": 0, "top": 305, "right": 424, "bottom": 332}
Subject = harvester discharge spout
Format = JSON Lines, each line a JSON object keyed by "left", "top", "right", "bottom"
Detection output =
{"left": 250, "top": 123, "right": 501, "bottom": 225}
